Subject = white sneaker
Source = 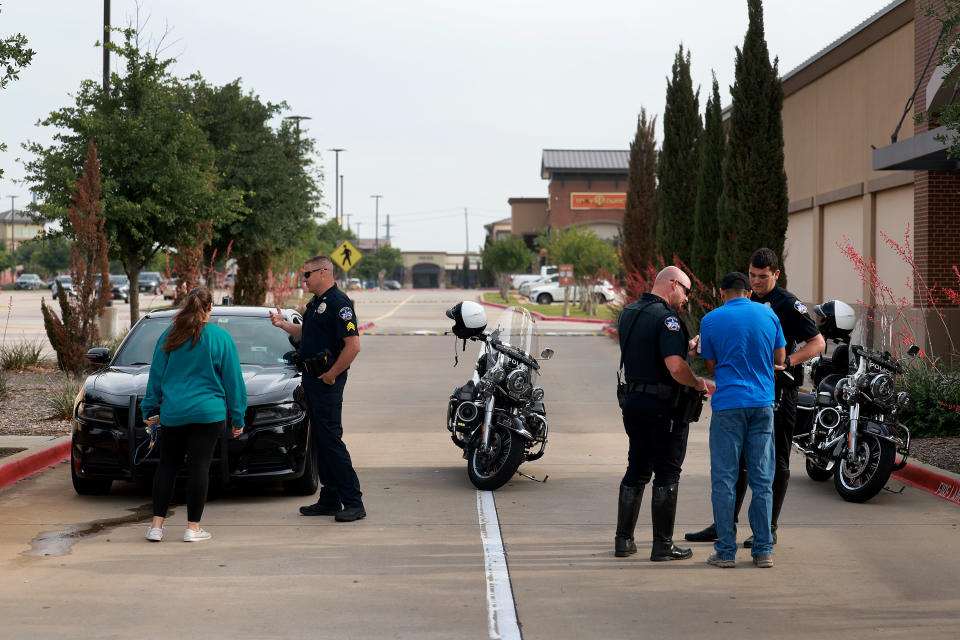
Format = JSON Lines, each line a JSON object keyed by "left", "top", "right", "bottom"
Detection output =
{"left": 183, "top": 527, "right": 212, "bottom": 542}
{"left": 145, "top": 527, "right": 163, "bottom": 542}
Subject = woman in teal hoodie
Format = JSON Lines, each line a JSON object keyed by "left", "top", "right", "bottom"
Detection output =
{"left": 142, "top": 287, "right": 247, "bottom": 543}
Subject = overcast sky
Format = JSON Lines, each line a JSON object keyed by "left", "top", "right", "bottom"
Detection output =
{"left": 2, "top": 0, "right": 894, "bottom": 253}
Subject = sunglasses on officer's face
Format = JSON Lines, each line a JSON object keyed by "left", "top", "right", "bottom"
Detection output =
{"left": 303, "top": 267, "right": 328, "bottom": 279}
{"left": 673, "top": 279, "right": 691, "bottom": 296}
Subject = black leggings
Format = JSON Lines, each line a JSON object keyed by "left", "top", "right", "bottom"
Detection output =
{"left": 152, "top": 421, "right": 223, "bottom": 522}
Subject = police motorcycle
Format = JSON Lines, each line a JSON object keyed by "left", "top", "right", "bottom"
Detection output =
{"left": 794, "top": 300, "right": 916, "bottom": 503}
{"left": 445, "top": 301, "right": 554, "bottom": 490}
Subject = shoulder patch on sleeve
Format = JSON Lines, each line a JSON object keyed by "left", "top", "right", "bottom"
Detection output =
{"left": 339, "top": 306, "right": 354, "bottom": 321}
{"left": 664, "top": 316, "right": 681, "bottom": 332}
{"left": 346, "top": 321, "right": 356, "bottom": 332}
{"left": 794, "top": 300, "right": 808, "bottom": 314}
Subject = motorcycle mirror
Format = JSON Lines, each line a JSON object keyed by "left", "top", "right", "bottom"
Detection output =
{"left": 540, "top": 348, "right": 554, "bottom": 360}
{"left": 907, "top": 344, "right": 920, "bottom": 357}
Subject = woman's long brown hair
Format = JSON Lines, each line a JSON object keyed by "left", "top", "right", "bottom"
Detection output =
{"left": 163, "top": 287, "right": 213, "bottom": 353}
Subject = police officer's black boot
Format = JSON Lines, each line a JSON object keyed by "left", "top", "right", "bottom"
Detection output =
{"left": 744, "top": 470, "right": 788, "bottom": 548}
{"left": 615, "top": 483, "right": 644, "bottom": 557}
{"left": 650, "top": 484, "right": 693, "bottom": 562}
{"left": 684, "top": 467, "right": 747, "bottom": 542}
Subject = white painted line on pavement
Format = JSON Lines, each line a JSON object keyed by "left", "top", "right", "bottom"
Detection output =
{"left": 371, "top": 293, "right": 415, "bottom": 322}
{"left": 477, "top": 490, "right": 522, "bottom": 640}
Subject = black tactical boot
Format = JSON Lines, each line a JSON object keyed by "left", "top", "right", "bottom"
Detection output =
{"left": 684, "top": 468, "right": 747, "bottom": 541}
{"left": 614, "top": 483, "right": 644, "bottom": 557}
{"left": 744, "top": 469, "right": 788, "bottom": 548}
{"left": 650, "top": 484, "right": 693, "bottom": 562}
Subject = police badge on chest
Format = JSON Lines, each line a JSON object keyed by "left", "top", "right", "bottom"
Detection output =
{"left": 317, "top": 302, "right": 326, "bottom": 315}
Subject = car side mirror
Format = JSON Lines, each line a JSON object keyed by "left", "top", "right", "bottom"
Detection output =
{"left": 86, "top": 347, "right": 111, "bottom": 364}
{"left": 282, "top": 350, "right": 299, "bottom": 366}
{"left": 540, "top": 348, "right": 554, "bottom": 360}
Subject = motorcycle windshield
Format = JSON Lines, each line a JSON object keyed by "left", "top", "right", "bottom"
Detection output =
{"left": 488, "top": 306, "right": 538, "bottom": 360}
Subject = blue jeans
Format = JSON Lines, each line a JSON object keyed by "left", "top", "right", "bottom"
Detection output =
{"left": 710, "top": 406, "right": 775, "bottom": 559}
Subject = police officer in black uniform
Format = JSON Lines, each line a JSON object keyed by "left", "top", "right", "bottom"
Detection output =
{"left": 271, "top": 256, "right": 366, "bottom": 522}
{"left": 685, "top": 248, "right": 824, "bottom": 546}
{"left": 615, "top": 266, "right": 715, "bottom": 562}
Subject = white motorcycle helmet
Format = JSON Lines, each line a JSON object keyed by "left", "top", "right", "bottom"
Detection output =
{"left": 813, "top": 300, "right": 856, "bottom": 341}
{"left": 446, "top": 301, "right": 488, "bottom": 340}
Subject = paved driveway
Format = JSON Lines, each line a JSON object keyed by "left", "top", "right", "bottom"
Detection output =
{"left": 0, "top": 290, "right": 957, "bottom": 639}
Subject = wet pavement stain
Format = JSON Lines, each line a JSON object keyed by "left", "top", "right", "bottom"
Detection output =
{"left": 22, "top": 503, "right": 168, "bottom": 557}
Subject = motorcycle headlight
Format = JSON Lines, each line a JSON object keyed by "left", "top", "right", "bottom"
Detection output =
{"left": 531, "top": 387, "right": 544, "bottom": 401}
{"left": 77, "top": 402, "right": 114, "bottom": 424}
{"left": 897, "top": 391, "right": 910, "bottom": 407}
{"left": 505, "top": 369, "right": 531, "bottom": 397}
{"left": 869, "top": 373, "right": 895, "bottom": 402}
{"left": 251, "top": 402, "right": 304, "bottom": 426}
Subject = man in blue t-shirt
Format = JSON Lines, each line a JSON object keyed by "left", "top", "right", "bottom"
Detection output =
{"left": 699, "top": 272, "right": 786, "bottom": 568}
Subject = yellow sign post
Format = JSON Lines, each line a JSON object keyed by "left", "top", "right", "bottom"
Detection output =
{"left": 331, "top": 240, "right": 362, "bottom": 272}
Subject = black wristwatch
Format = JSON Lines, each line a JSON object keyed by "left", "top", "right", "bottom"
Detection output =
{"left": 784, "top": 355, "right": 792, "bottom": 368}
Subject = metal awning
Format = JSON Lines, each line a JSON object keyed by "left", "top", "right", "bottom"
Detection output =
{"left": 872, "top": 126, "right": 960, "bottom": 171}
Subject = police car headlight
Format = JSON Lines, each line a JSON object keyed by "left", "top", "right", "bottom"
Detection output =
{"left": 77, "top": 402, "right": 114, "bottom": 424}
{"left": 505, "top": 369, "right": 531, "bottom": 398}
{"left": 251, "top": 402, "right": 304, "bottom": 426}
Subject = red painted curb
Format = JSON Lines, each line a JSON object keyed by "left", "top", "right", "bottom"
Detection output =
{"left": 0, "top": 440, "right": 70, "bottom": 489}
{"left": 477, "top": 297, "right": 613, "bottom": 325}
{"left": 358, "top": 321, "right": 375, "bottom": 333}
{"left": 892, "top": 463, "right": 960, "bottom": 506}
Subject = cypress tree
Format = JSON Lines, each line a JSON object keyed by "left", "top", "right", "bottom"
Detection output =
{"left": 656, "top": 44, "right": 701, "bottom": 268}
{"left": 691, "top": 74, "right": 724, "bottom": 284}
{"left": 716, "top": 0, "right": 789, "bottom": 284}
{"left": 623, "top": 108, "right": 659, "bottom": 275}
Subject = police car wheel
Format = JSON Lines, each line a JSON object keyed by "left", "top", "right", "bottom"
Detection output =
{"left": 537, "top": 293, "right": 552, "bottom": 305}
{"left": 283, "top": 438, "right": 320, "bottom": 496}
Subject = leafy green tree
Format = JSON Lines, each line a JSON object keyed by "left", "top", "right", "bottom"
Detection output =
{"left": 1, "top": 9, "right": 35, "bottom": 181}
{"left": 184, "top": 77, "right": 321, "bottom": 305}
{"left": 23, "top": 29, "right": 240, "bottom": 324}
{"left": 656, "top": 44, "right": 701, "bottom": 267}
{"left": 16, "top": 235, "right": 72, "bottom": 277}
{"left": 716, "top": 0, "right": 789, "bottom": 284}
{"left": 623, "top": 108, "right": 659, "bottom": 275}
{"left": 353, "top": 246, "right": 403, "bottom": 281}
{"left": 481, "top": 235, "right": 532, "bottom": 301}
{"left": 691, "top": 74, "right": 724, "bottom": 285}
{"left": 543, "top": 225, "right": 618, "bottom": 316}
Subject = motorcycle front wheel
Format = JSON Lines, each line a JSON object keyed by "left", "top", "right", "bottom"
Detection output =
{"left": 834, "top": 433, "right": 895, "bottom": 503}
{"left": 467, "top": 427, "right": 525, "bottom": 491}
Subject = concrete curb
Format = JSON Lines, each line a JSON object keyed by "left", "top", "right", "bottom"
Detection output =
{"left": 0, "top": 436, "right": 70, "bottom": 489}
{"left": 478, "top": 296, "right": 613, "bottom": 325}
{"left": 892, "top": 460, "right": 960, "bottom": 506}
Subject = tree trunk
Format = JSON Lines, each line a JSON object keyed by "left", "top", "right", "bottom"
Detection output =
{"left": 125, "top": 254, "right": 141, "bottom": 325}
{"left": 235, "top": 249, "right": 270, "bottom": 306}
{"left": 496, "top": 273, "right": 510, "bottom": 304}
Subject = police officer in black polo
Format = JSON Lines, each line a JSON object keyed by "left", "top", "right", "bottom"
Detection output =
{"left": 270, "top": 255, "right": 366, "bottom": 522}
{"left": 685, "top": 248, "right": 824, "bottom": 546}
{"left": 615, "top": 266, "right": 715, "bottom": 562}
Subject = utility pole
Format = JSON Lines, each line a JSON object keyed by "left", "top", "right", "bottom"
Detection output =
{"left": 284, "top": 115, "right": 312, "bottom": 153}
{"left": 355, "top": 221, "right": 362, "bottom": 240}
{"left": 328, "top": 148, "right": 345, "bottom": 224}
{"left": 384, "top": 215, "right": 391, "bottom": 243}
{"left": 464, "top": 207, "right": 469, "bottom": 254}
{"left": 103, "top": 0, "right": 110, "bottom": 91}
{"left": 345, "top": 213, "right": 352, "bottom": 235}
{"left": 370, "top": 195, "right": 383, "bottom": 252}
{"left": 339, "top": 175, "right": 344, "bottom": 229}
{"left": 8, "top": 196, "right": 17, "bottom": 255}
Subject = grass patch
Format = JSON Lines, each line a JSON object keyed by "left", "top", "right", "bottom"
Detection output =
{"left": 47, "top": 376, "right": 83, "bottom": 420}
{"left": 0, "top": 371, "right": 8, "bottom": 402}
{"left": 482, "top": 292, "right": 615, "bottom": 321}
{"left": 0, "top": 339, "right": 45, "bottom": 371}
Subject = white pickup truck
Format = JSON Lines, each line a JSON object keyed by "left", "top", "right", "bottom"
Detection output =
{"left": 509, "top": 265, "right": 558, "bottom": 289}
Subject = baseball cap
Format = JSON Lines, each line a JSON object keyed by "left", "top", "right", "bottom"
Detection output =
{"left": 720, "top": 271, "right": 750, "bottom": 290}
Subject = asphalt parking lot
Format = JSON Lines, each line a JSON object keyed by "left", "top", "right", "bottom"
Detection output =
{"left": 0, "top": 289, "right": 958, "bottom": 639}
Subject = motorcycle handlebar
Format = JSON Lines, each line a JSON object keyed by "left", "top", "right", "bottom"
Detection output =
{"left": 851, "top": 344, "right": 904, "bottom": 374}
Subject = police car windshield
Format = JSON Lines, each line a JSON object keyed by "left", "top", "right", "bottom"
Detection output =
{"left": 113, "top": 315, "right": 295, "bottom": 367}
{"left": 487, "top": 306, "right": 538, "bottom": 358}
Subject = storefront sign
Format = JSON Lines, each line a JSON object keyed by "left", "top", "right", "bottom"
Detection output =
{"left": 570, "top": 192, "right": 627, "bottom": 210}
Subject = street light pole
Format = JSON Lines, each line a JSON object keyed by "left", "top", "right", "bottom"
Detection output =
{"left": 370, "top": 195, "right": 383, "bottom": 252}
{"left": 8, "top": 196, "right": 16, "bottom": 255}
{"left": 283, "top": 115, "right": 312, "bottom": 153}
{"left": 103, "top": 0, "right": 111, "bottom": 91}
{"left": 328, "top": 148, "right": 345, "bottom": 224}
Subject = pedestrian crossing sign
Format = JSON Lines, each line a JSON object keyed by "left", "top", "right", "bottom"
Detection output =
{"left": 332, "top": 240, "right": 362, "bottom": 272}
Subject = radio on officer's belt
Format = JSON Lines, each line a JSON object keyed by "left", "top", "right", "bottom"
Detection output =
{"left": 293, "top": 348, "right": 334, "bottom": 377}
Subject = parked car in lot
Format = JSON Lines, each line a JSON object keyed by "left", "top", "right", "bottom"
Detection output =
{"left": 71, "top": 305, "right": 317, "bottom": 496}
{"left": 138, "top": 271, "right": 165, "bottom": 294}
{"left": 527, "top": 279, "right": 617, "bottom": 305}
{"left": 518, "top": 273, "right": 559, "bottom": 297}
{"left": 109, "top": 274, "right": 129, "bottom": 302}
{"left": 510, "top": 265, "right": 558, "bottom": 289}
{"left": 51, "top": 275, "right": 75, "bottom": 299}
{"left": 14, "top": 273, "right": 44, "bottom": 290}
{"left": 383, "top": 279, "right": 402, "bottom": 290}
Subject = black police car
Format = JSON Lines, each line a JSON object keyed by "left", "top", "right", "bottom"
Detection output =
{"left": 71, "top": 305, "right": 317, "bottom": 496}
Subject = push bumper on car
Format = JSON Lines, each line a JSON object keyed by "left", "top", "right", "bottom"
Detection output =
{"left": 72, "top": 394, "right": 310, "bottom": 484}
